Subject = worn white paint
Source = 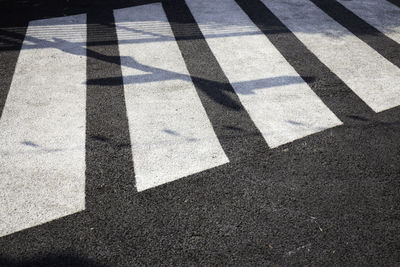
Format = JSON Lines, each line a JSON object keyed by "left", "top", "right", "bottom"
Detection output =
{"left": 186, "top": 0, "right": 341, "bottom": 148}
{"left": 338, "top": 0, "right": 400, "bottom": 45}
{"left": 0, "top": 14, "right": 86, "bottom": 237}
{"left": 114, "top": 4, "right": 229, "bottom": 192}
{"left": 261, "top": 0, "right": 400, "bottom": 113}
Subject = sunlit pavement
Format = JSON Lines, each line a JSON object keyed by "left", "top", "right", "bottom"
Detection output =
{"left": 0, "top": 0, "right": 400, "bottom": 265}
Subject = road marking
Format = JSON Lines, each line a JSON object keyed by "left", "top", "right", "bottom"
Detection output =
{"left": 260, "top": 0, "right": 400, "bottom": 113}
{"left": 235, "top": 0, "right": 374, "bottom": 125}
{"left": 308, "top": 0, "right": 400, "bottom": 78}
{"left": 337, "top": 0, "right": 400, "bottom": 45}
{"left": 162, "top": 0, "right": 270, "bottom": 161}
{"left": 114, "top": 4, "right": 229, "bottom": 192}
{"left": 0, "top": 14, "right": 86, "bottom": 237}
{"left": 186, "top": 0, "right": 341, "bottom": 148}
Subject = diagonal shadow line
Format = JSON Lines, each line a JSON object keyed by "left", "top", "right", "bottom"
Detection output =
{"left": 1, "top": 12, "right": 399, "bottom": 261}
{"left": 0, "top": 30, "right": 287, "bottom": 52}
{"left": 309, "top": 0, "right": 400, "bottom": 69}
{"left": 0, "top": 22, "right": 290, "bottom": 52}
{"left": 162, "top": 0, "right": 271, "bottom": 162}
{"left": 1, "top": 4, "right": 400, "bottom": 266}
{"left": 114, "top": 22, "right": 173, "bottom": 39}
{"left": 86, "top": 73, "right": 312, "bottom": 109}
{"left": 0, "top": 10, "right": 296, "bottom": 260}
{"left": 87, "top": 72, "right": 310, "bottom": 90}
{"left": 0, "top": 0, "right": 395, "bottom": 234}
{"left": 387, "top": 0, "right": 400, "bottom": 8}
{"left": 235, "top": 0, "right": 376, "bottom": 125}
{"left": 83, "top": 51, "right": 243, "bottom": 109}
{"left": 5, "top": 26, "right": 304, "bottom": 111}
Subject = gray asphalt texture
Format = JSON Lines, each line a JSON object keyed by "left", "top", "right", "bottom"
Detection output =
{"left": 0, "top": 0, "right": 400, "bottom": 266}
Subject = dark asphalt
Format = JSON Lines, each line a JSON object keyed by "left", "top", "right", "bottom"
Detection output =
{"left": 0, "top": 0, "right": 399, "bottom": 266}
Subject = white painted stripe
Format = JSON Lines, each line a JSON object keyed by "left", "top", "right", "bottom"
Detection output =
{"left": 113, "top": 4, "right": 229, "bottom": 192}
{"left": 337, "top": 0, "right": 400, "bottom": 45}
{"left": 261, "top": 0, "right": 400, "bottom": 113}
{"left": 0, "top": 15, "right": 86, "bottom": 237}
{"left": 186, "top": 0, "right": 342, "bottom": 148}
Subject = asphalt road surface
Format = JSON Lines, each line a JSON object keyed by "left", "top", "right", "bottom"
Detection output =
{"left": 0, "top": 0, "right": 400, "bottom": 265}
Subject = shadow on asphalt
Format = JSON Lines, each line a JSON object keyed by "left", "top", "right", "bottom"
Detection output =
{"left": 0, "top": 255, "right": 107, "bottom": 267}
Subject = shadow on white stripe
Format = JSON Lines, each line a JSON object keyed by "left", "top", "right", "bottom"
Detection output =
{"left": 114, "top": 4, "right": 229, "bottom": 192}
{"left": 261, "top": 0, "right": 400, "bottom": 113}
{"left": 337, "top": 0, "right": 400, "bottom": 44}
{"left": 186, "top": 0, "right": 342, "bottom": 148}
{"left": 0, "top": 14, "right": 86, "bottom": 237}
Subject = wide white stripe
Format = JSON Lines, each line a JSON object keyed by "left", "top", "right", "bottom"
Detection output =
{"left": 338, "top": 0, "right": 400, "bottom": 45}
{"left": 114, "top": 4, "right": 229, "bottom": 192}
{"left": 261, "top": 0, "right": 400, "bottom": 113}
{"left": 186, "top": 0, "right": 341, "bottom": 148}
{"left": 0, "top": 15, "right": 86, "bottom": 237}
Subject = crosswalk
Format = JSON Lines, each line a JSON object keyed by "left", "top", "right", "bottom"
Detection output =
{"left": 264, "top": 0, "right": 400, "bottom": 113}
{"left": 186, "top": 0, "right": 342, "bottom": 148}
{"left": 337, "top": 0, "right": 400, "bottom": 45}
{"left": 1, "top": 0, "right": 400, "bottom": 237}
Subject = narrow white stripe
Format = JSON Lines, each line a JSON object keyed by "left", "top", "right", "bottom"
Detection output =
{"left": 186, "top": 0, "right": 341, "bottom": 148}
{"left": 0, "top": 15, "right": 86, "bottom": 237}
{"left": 337, "top": 0, "right": 400, "bottom": 44}
{"left": 114, "top": 4, "right": 229, "bottom": 192}
{"left": 261, "top": 0, "right": 400, "bottom": 113}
